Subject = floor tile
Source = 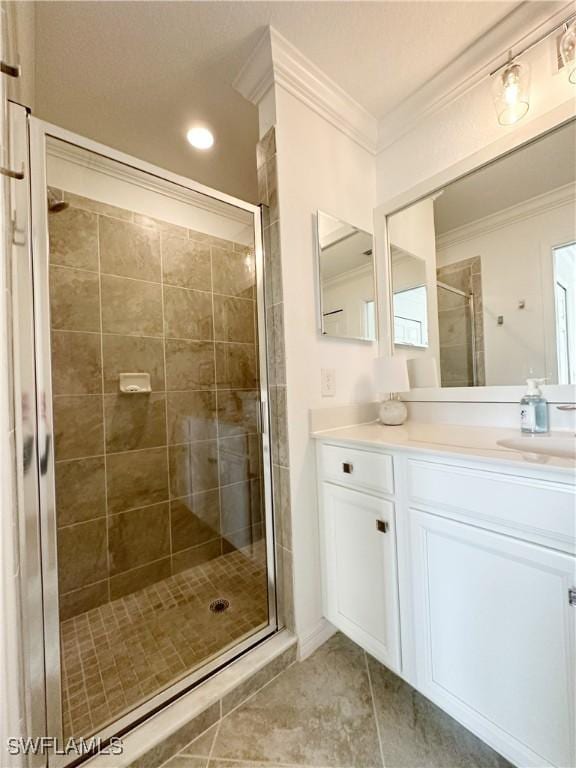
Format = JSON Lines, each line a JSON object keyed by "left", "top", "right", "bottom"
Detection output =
{"left": 210, "top": 633, "right": 383, "bottom": 767}
{"left": 366, "top": 655, "right": 512, "bottom": 768}
{"left": 164, "top": 758, "right": 208, "bottom": 768}
{"left": 181, "top": 724, "right": 219, "bottom": 756}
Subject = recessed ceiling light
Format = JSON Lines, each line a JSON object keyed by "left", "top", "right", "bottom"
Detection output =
{"left": 186, "top": 126, "right": 214, "bottom": 150}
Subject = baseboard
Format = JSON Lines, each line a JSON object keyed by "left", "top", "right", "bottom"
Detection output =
{"left": 297, "top": 618, "right": 336, "bottom": 661}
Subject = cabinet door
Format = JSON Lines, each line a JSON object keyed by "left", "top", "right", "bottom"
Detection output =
{"left": 321, "top": 483, "right": 401, "bottom": 671}
{"left": 410, "top": 508, "right": 576, "bottom": 768}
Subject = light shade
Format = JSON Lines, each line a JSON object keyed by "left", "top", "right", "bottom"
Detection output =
{"left": 375, "top": 356, "right": 410, "bottom": 394}
{"left": 407, "top": 356, "right": 439, "bottom": 388}
{"left": 492, "top": 60, "right": 530, "bottom": 126}
{"left": 560, "top": 20, "right": 576, "bottom": 85}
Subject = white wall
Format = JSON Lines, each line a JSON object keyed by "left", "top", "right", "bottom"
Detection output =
{"left": 437, "top": 195, "right": 575, "bottom": 385}
{"left": 322, "top": 264, "right": 374, "bottom": 339}
{"left": 274, "top": 85, "right": 377, "bottom": 644}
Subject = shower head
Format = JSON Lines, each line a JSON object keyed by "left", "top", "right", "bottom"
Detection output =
{"left": 47, "top": 189, "right": 69, "bottom": 213}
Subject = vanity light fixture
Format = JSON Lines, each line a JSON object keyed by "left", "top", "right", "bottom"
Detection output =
{"left": 186, "top": 126, "right": 214, "bottom": 150}
{"left": 492, "top": 54, "right": 530, "bottom": 126}
{"left": 560, "top": 19, "right": 576, "bottom": 84}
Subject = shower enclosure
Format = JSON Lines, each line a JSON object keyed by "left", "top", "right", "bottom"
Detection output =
{"left": 14, "top": 103, "right": 277, "bottom": 763}
{"left": 436, "top": 281, "right": 477, "bottom": 386}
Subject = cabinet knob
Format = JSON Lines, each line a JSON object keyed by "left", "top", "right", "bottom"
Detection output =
{"left": 376, "top": 520, "right": 389, "bottom": 533}
{"left": 342, "top": 462, "right": 354, "bottom": 474}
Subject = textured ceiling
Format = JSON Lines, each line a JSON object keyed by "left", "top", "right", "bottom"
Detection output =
{"left": 34, "top": 0, "right": 522, "bottom": 201}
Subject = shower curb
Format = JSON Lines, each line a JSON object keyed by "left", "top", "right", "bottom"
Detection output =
{"left": 82, "top": 630, "right": 297, "bottom": 768}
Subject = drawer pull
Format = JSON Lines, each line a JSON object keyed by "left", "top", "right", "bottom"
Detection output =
{"left": 342, "top": 462, "right": 354, "bottom": 474}
{"left": 376, "top": 520, "right": 389, "bottom": 533}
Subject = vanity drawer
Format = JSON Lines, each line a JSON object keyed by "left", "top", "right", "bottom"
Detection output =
{"left": 320, "top": 443, "right": 394, "bottom": 495}
{"left": 408, "top": 459, "right": 575, "bottom": 552}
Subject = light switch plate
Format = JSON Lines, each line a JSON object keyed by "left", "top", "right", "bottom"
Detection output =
{"left": 321, "top": 368, "right": 336, "bottom": 397}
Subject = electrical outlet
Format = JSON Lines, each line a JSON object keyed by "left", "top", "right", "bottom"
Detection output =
{"left": 321, "top": 368, "right": 336, "bottom": 397}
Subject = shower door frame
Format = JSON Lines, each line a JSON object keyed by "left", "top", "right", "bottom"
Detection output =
{"left": 27, "top": 116, "right": 279, "bottom": 761}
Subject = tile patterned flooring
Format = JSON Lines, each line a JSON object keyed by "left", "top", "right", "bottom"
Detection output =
{"left": 164, "top": 633, "right": 512, "bottom": 768}
{"left": 61, "top": 545, "right": 268, "bottom": 738}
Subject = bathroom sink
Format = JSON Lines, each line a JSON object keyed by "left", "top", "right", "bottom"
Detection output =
{"left": 497, "top": 434, "right": 576, "bottom": 460}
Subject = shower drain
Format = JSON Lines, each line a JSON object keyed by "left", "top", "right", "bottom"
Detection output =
{"left": 209, "top": 598, "right": 230, "bottom": 614}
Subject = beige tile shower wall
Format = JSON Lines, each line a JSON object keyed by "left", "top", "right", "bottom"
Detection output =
{"left": 257, "top": 129, "right": 295, "bottom": 631}
{"left": 48, "top": 189, "right": 263, "bottom": 620}
{"left": 437, "top": 256, "right": 485, "bottom": 387}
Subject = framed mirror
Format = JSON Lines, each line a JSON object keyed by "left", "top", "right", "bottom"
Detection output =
{"left": 316, "top": 210, "right": 377, "bottom": 341}
{"left": 386, "top": 119, "right": 576, "bottom": 389}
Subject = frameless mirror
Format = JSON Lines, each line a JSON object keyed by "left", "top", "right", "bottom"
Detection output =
{"left": 316, "top": 210, "right": 377, "bottom": 341}
{"left": 387, "top": 119, "right": 576, "bottom": 387}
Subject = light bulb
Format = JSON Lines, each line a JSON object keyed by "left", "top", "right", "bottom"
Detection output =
{"left": 186, "top": 126, "right": 214, "bottom": 150}
{"left": 503, "top": 68, "right": 520, "bottom": 105}
{"left": 492, "top": 60, "right": 530, "bottom": 126}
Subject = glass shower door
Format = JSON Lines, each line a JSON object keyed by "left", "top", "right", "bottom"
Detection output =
{"left": 28, "top": 121, "right": 276, "bottom": 753}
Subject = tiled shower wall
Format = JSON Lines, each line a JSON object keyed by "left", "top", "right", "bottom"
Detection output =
{"left": 437, "top": 256, "right": 486, "bottom": 387}
{"left": 257, "top": 129, "right": 295, "bottom": 631}
{"left": 48, "top": 189, "right": 263, "bottom": 620}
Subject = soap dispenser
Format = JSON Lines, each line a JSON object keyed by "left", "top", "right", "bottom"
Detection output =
{"left": 520, "top": 378, "right": 549, "bottom": 434}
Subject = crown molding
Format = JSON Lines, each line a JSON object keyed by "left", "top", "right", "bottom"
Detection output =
{"left": 436, "top": 182, "right": 576, "bottom": 250}
{"left": 47, "top": 140, "right": 248, "bottom": 226}
{"left": 323, "top": 261, "right": 373, "bottom": 287}
{"left": 234, "top": 27, "right": 378, "bottom": 154}
{"left": 234, "top": 3, "right": 572, "bottom": 159}
{"left": 377, "top": 1, "right": 573, "bottom": 154}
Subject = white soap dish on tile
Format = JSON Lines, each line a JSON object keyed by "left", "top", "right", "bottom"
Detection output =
{"left": 119, "top": 372, "right": 151, "bottom": 394}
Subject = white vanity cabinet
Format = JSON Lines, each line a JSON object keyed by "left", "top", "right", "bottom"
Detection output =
{"left": 315, "top": 435, "right": 576, "bottom": 768}
{"left": 410, "top": 507, "right": 574, "bottom": 768}
{"left": 318, "top": 443, "right": 401, "bottom": 671}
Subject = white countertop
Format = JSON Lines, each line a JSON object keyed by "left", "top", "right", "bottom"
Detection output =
{"left": 311, "top": 421, "right": 576, "bottom": 477}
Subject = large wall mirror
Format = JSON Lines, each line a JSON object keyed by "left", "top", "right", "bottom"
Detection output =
{"left": 316, "top": 210, "right": 377, "bottom": 341}
{"left": 387, "top": 120, "right": 576, "bottom": 388}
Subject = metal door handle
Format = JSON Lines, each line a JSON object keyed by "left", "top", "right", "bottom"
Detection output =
{"left": 557, "top": 405, "right": 576, "bottom": 411}
{"left": 1, "top": 61, "right": 20, "bottom": 78}
{"left": 0, "top": 165, "right": 24, "bottom": 180}
{"left": 342, "top": 462, "right": 353, "bottom": 474}
{"left": 376, "top": 520, "right": 389, "bottom": 533}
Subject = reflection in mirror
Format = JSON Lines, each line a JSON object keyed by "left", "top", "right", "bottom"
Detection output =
{"left": 391, "top": 247, "right": 428, "bottom": 347}
{"left": 388, "top": 120, "right": 576, "bottom": 387}
{"left": 317, "top": 211, "right": 376, "bottom": 341}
